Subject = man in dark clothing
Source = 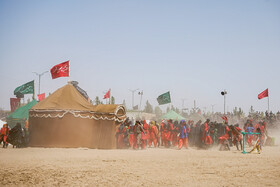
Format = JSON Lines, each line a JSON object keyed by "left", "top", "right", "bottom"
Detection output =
{"left": 7, "top": 123, "right": 23, "bottom": 148}
{"left": 194, "top": 120, "right": 202, "bottom": 147}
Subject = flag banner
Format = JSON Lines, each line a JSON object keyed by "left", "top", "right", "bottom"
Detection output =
{"left": 38, "top": 93, "right": 45, "bottom": 101}
{"left": 50, "top": 61, "right": 69, "bottom": 79}
{"left": 14, "top": 80, "right": 34, "bottom": 96}
{"left": 133, "top": 105, "right": 139, "bottom": 110}
{"left": 258, "top": 88, "right": 268, "bottom": 100}
{"left": 104, "top": 89, "right": 110, "bottom": 99}
{"left": 10, "top": 98, "right": 20, "bottom": 112}
{"left": 157, "top": 91, "right": 171, "bottom": 105}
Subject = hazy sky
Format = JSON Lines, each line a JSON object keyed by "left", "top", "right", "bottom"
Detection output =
{"left": 0, "top": 0, "right": 279, "bottom": 114}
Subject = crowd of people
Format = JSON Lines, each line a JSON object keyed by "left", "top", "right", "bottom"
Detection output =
{"left": 116, "top": 116, "right": 273, "bottom": 152}
{"left": 0, "top": 112, "right": 277, "bottom": 151}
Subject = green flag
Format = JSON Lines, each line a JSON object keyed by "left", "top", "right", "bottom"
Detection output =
{"left": 14, "top": 80, "right": 34, "bottom": 96}
{"left": 157, "top": 91, "right": 171, "bottom": 105}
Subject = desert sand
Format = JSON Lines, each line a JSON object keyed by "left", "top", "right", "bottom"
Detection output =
{"left": 0, "top": 145, "right": 280, "bottom": 187}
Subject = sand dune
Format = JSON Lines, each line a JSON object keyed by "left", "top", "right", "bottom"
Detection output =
{"left": 0, "top": 145, "right": 279, "bottom": 186}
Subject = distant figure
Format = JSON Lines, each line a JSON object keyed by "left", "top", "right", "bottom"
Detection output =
{"left": 148, "top": 121, "right": 159, "bottom": 148}
{"left": 219, "top": 124, "right": 230, "bottom": 151}
{"left": 0, "top": 124, "right": 10, "bottom": 148}
{"left": 134, "top": 121, "right": 144, "bottom": 149}
{"left": 116, "top": 123, "right": 126, "bottom": 149}
{"left": 178, "top": 120, "right": 188, "bottom": 149}
{"left": 231, "top": 124, "right": 242, "bottom": 151}
{"left": 202, "top": 119, "right": 213, "bottom": 147}
{"left": 246, "top": 124, "right": 255, "bottom": 146}
{"left": 7, "top": 123, "right": 23, "bottom": 148}
{"left": 194, "top": 120, "right": 202, "bottom": 147}
{"left": 128, "top": 122, "right": 135, "bottom": 148}
{"left": 141, "top": 120, "right": 150, "bottom": 149}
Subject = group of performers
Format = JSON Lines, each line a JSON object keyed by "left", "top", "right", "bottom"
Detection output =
{"left": 1, "top": 118, "right": 268, "bottom": 152}
{"left": 116, "top": 117, "right": 268, "bottom": 151}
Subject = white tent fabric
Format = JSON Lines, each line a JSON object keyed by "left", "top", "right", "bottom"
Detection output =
{"left": 0, "top": 119, "right": 6, "bottom": 126}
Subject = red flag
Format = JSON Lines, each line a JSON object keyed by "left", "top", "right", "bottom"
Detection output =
{"left": 50, "top": 61, "right": 69, "bottom": 79}
{"left": 258, "top": 89, "right": 268, "bottom": 100}
{"left": 38, "top": 93, "right": 45, "bottom": 101}
{"left": 104, "top": 89, "right": 110, "bottom": 99}
{"left": 10, "top": 98, "right": 20, "bottom": 112}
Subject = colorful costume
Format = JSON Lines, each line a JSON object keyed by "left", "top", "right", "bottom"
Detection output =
{"left": 116, "top": 124, "right": 126, "bottom": 149}
{"left": 246, "top": 126, "right": 255, "bottom": 146}
{"left": 161, "top": 121, "right": 171, "bottom": 148}
{"left": 141, "top": 120, "right": 150, "bottom": 149}
{"left": 0, "top": 124, "right": 9, "bottom": 148}
{"left": 202, "top": 121, "right": 213, "bottom": 145}
{"left": 178, "top": 121, "right": 188, "bottom": 149}
{"left": 128, "top": 125, "right": 135, "bottom": 148}
{"left": 148, "top": 122, "right": 159, "bottom": 148}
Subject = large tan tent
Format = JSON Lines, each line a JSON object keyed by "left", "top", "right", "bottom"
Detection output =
{"left": 28, "top": 83, "right": 126, "bottom": 149}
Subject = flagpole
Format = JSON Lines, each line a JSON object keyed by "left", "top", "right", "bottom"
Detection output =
{"left": 33, "top": 80, "right": 35, "bottom": 100}
{"left": 268, "top": 95, "right": 270, "bottom": 113}
{"left": 109, "top": 89, "right": 111, "bottom": 104}
{"left": 68, "top": 60, "right": 71, "bottom": 83}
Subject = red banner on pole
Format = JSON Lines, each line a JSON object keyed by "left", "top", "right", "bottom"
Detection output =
{"left": 103, "top": 90, "right": 110, "bottom": 99}
{"left": 10, "top": 98, "right": 20, "bottom": 112}
{"left": 50, "top": 61, "right": 69, "bottom": 79}
{"left": 38, "top": 93, "right": 45, "bottom": 101}
{"left": 258, "top": 89, "right": 268, "bottom": 100}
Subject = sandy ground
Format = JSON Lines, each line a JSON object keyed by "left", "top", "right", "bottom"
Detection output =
{"left": 0, "top": 145, "right": 280, "bottom": 187}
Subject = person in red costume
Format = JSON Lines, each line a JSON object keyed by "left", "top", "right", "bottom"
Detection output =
{"left": 141, "top": 120, "right": 150, "bottom": 149}
{"left": 253, "top": 122, "right": 261, "bottom": 141}
{"left": 243, "top": 119, "right": 252, "bottom": 143}
{"left": 202, "top": 119, "right": 212, "bottom": 145}
{"left": 172, "top": 121, "right": 179, "bottom": 146}
{"left": 161, "top": 120, "right": 171, "bottom": 148}
{"left": 128, "top": 123, "right": 135, "bottom": 149}
{"left": 219, "top": 117, "right": 230, "bottom": 151}
{"left": 148, "top": 121, "right": 159, "bottom": 148}
{"left": 246, "top": 124, "right": 255, "bottom": 146}
{"left": 0, "top": 124, "right": 9, "bottom": 148}
{"left": 167, "top": 120, "right": 174, "bottom": 147}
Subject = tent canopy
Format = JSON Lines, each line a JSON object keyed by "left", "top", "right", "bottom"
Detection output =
{"left": 160, "top": 110, "right": 185, "bottom": 121}
{"left": 29, "top": 83, "right": 126, "bottom": 149}
{"left": 8, "top": 100, "right": 37, "bottom": 120}
{"left": 93, "top": 104, "right": 125, "bottom": 116}
{"left": 32, "top": 83, "right": 93, "bottom": 111}
{"left": 31, "top": 83, "right": 126, "bottom": 122}
{"left": 7, "top": 99, "right": 37, "bottom": 128}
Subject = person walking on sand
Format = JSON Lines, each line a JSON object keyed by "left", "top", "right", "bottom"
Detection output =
{"left": 148, "top": 121, "right": 159, "bottom": 148}
{"left": 141, "top": 120, "right": 150, "bottom": 149}
{"left": 134, "top": 121, "right": 144, "bottom": 149}
{"left": 178, "top": 120, "right": 188, "bottom": 149}
{"left": 246, "top": 124, "right": 255, "bottom": 146}
{"left": 0, "top": 124, "right": 9, "bottom": 148}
